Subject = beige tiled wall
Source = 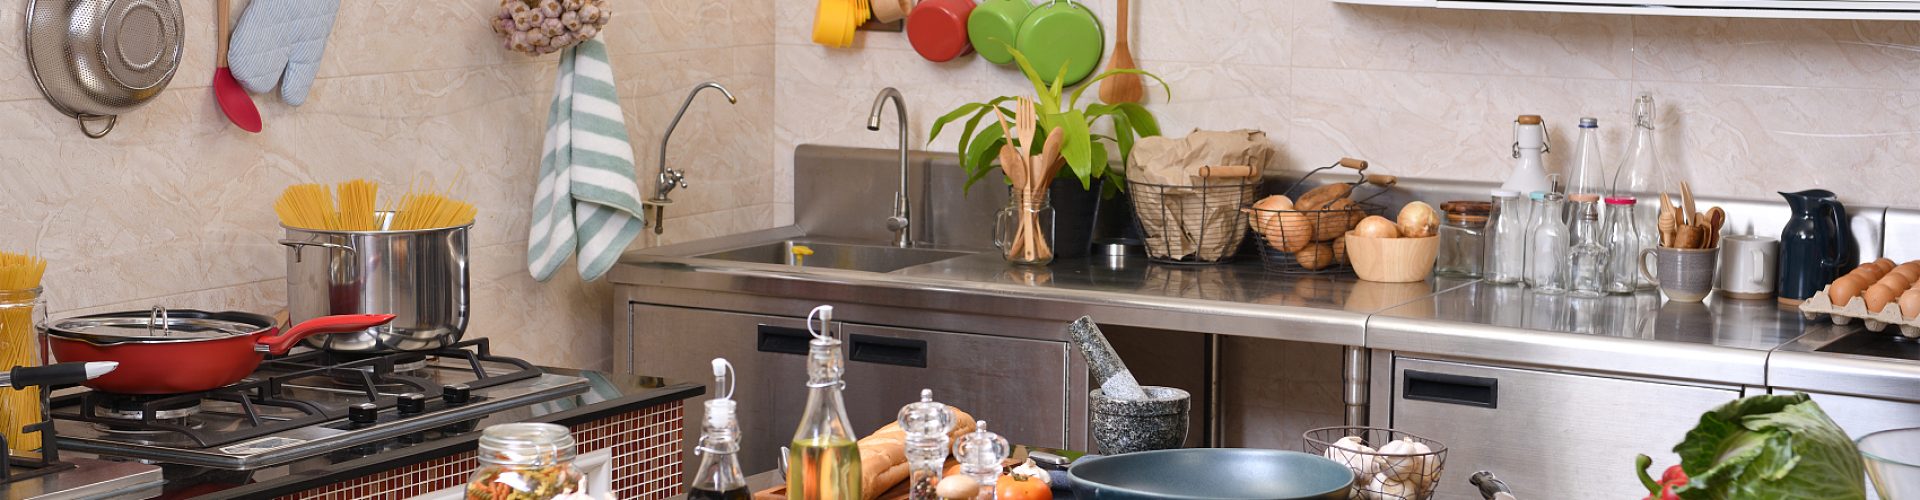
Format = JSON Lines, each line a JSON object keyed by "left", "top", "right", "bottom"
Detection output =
{"left": 774, "top": 1, "right": 1920, "bottom": 224}
{"left": 0, "top": 0, "right": 776, "bottom": 370}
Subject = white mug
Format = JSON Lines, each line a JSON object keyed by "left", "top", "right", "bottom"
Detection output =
{"left": 1719, "top": 235, "right": 1779, "bottom": 299}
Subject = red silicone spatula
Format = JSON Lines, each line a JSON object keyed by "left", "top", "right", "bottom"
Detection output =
{"left": 214, "top": 0, "right": 261, "bottom": 133}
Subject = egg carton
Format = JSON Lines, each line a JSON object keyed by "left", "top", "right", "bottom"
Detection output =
{"left": 1796, "top": 284, "right": 1920, "bottom": 339}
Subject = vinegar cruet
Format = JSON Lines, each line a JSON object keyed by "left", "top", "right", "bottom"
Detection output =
{"left": 688, "top": 358, "right": 750, "bottom": 500}
{"left": 787, "top": 305, "right": 862, "bottom": 499}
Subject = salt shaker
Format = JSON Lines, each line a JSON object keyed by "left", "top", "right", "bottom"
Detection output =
{"left": 954, "top": 421, "right": 1010, "bottom": 500}
{"left": 900, "top": 389, "right": 956, "bottom": 500}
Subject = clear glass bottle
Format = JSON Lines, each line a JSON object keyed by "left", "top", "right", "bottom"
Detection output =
{"left": 954, "top": 422, "right": 1010, "bottom": 500}
{"left": 788, "top": 305, "right": 862, "bottom": 500}
{"left": 466, "top": 423, "right": 585, "bottom": 500}
{"left": 1437, "top": 201, "right": 1489, "bottom": 278}
{"left": 1611, "top": 92, "right": 1669, "bottom": 290}
{"left": 1525, "top": 192, "right": 1569, "bottom": 293}
{"left": 1565, "top": 194, "right": 1609, "bottom": 298}
{"left": 1568, "top": 118, "right": 1606, "bottom": 197}
{"left": 1602, "top": 197, "right": 1644, "bottom": 294}
{"left": 689, "top": 359, "right": 750, "bottom": 500}
{"left": 994, "top": 191, "right": 1055, "bottom": 266}
{"left": 1485, "top": 191, "right": 1527, "bottom": 284}
{"left": 899, "top": 390, "right": 955, "bottom": 500}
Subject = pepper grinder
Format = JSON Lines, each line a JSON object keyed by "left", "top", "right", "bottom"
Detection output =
{"left": 954, "top": 421, "right": 1009, "bottom": 500}
{"left": 900, "top": 389, "right": 955, "bottom": 500}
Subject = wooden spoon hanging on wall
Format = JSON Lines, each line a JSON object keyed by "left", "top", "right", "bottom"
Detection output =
{"left": 1098, "top": 0, "right": 1143, "bottom": 104}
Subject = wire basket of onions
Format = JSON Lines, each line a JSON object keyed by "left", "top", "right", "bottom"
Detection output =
{"left": 1303, "top": 426, "right": 1447, "bottom": 500}
{"left": 1246, "top": 158, "right": 1399, "bottom": 274}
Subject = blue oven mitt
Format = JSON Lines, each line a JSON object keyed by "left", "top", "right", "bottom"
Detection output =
{"left": 226, "top": 0, "right": 339, "bottom": 106}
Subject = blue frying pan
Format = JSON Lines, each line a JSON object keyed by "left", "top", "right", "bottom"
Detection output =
{"left": 1067, "top": 449, "right": 1355, "bottom": 499}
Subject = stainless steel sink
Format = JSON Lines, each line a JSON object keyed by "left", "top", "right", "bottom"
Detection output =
{"left": 694, "top": 240, "right": 973, "bottom": 273}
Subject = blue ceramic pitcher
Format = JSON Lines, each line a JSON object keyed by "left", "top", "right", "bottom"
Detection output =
{"left": 1777, "top": 190, "right": 1856, "bottom": 303}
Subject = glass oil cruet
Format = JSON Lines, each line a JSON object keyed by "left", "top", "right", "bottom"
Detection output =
{"left": 1611, "top": 92, "right": 1669, "bottom": 290}
{"left": 954, "top": 421, "right": 1009, "bottom": 500}
{"left": 787, "top": 305, "right": 862, "bottom": 500}
{"left": 900, "top": 389, "right": 955, "bottom": 500}
{"left": 689, "top": 358, "right": 750, "bottom": 500}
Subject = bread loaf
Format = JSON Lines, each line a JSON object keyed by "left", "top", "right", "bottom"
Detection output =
{"left": 855, "top": 407, "right": 977, "bottom": 500}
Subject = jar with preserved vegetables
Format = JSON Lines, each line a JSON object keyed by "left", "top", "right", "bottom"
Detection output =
{"left": 466, "top": 423, "right": 585, "bottom": 500}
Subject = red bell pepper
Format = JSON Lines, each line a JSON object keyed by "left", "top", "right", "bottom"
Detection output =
{"left": 1636, "top": 454, "right": 1691, "bottom": 500}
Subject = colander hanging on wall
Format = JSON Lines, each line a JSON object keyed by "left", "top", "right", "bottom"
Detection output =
{"left": 25, "top": 0, "right": 184, "bottom": 138}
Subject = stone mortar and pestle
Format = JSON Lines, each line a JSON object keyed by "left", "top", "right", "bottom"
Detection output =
{"left": 1069, "top": 316, "right": 1190, "bottom": 455}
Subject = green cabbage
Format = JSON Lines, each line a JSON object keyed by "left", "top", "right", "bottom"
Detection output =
{"left": 1669, "top": 393, "right": 1865, "bottom": 500}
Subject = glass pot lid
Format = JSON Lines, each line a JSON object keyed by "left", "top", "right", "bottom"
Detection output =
{"left": 46, "top": 307, "right": 272, "bottom": 344}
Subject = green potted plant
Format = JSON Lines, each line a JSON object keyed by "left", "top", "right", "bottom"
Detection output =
{"left": 929, "top": 50, "right": 1168, "bottom": 260}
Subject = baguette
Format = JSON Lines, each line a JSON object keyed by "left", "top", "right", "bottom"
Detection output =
{"left": 857, "top": 436, "right": 908, "bottom": 499}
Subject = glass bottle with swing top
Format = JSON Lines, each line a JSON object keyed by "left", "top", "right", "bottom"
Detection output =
{"left": 688, "top": 358, "right": 750, "bottom": 500}
{"left": 786, "top": 305, "right": 862, "bottom": 499}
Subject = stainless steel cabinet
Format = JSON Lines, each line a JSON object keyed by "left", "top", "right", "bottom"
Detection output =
{"left": 1387, "top": 357, "right": 1741, "bottom": 500}
{"left": 628, "top": 303, "right": 1080, "bottom": 475}
{"left": 834, "top": 323, "right": 1076, "bottom": 449}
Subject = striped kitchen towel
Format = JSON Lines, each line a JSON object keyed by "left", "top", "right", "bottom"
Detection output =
{"left": 528, "top": 38, "right": 645, "bottom": 282}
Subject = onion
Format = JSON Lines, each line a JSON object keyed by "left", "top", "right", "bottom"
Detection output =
{"left": 1296, "top": 243, "right": 1334, "bottom": 270}
{"left": 1397, "top": 201, "right": 1438, "bottom": 238}
{"left": 1353, "top": 216, "right": 1401, "bottom": 239}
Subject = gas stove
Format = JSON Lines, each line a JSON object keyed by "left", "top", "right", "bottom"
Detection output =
{"left": 49, "top": 339, "right": 589, "bottom": 470}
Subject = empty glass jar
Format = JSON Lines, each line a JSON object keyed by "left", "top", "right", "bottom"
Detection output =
{"left": 1603, "top": 197, "right": 1644, "bottom": 293}
{"left": 1437, "top": 201, "right": 1490, "bottom": 278}
{"left": 1565, "top": 194, "right": 1609, "bottom": 298}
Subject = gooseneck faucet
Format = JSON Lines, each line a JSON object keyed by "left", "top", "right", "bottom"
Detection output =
{"left": 868, "top": 88, "right": 911, "bottom": 248}
{"left": 646, "top": 82, "right": 737, "bottom": 234}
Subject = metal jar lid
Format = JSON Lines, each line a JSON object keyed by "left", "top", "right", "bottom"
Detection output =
{"left": 45, "top": 307, "right": 272, "bottom": 345}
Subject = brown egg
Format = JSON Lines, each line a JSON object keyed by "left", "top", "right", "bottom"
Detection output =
{"left": 1895, "top": 265, "right": 1920, "bottom": 283}
{"left": 1865, "top": 283, "right": 1899, "bottom": 313}
{"left": 1828, "top": 275, "right": 1866, "bottom": 307}
{"left": 1876, "top": 258, "right": 1897, "bottom": 272}
{"left": 1854, "top": 265, "right": 1886, "bottom": 282}
{"left": 1878, "top": 273, "right": 1914, "bottom": 292}
{"left": 1902, "top": 290, "right": 1920, "bottom": 320}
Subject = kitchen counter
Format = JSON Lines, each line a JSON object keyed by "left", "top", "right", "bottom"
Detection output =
{"left": 615, "top": 226, "right": 1854, "bottom": 384}
{"left": 614, "top": 227, "right": 1467, "bottom": 347}
{"left": 183, "top": 367, "right": 701, "bottom": 500}
{"left": 1369, "top": 281, "right": 1818, "bottom": 385}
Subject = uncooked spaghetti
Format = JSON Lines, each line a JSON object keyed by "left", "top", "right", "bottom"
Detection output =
{"left": 274, "top": 178, "right": 475, "bottom": 231}
{"left": 0, "top": 251, "right": 46, "bottom": 456}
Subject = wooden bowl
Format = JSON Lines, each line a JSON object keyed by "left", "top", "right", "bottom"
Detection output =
{"left": 1344, "top": 232, "right": 1439, "bottom": 283}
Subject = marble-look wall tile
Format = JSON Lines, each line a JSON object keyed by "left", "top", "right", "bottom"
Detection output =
{"left": 2, "top": 0, "right": 779, "bottom": 371}
{"left": 1634, "top": 16, "right": 1920, "bottom": 91}
{"left": 1293, "top": 2, "right": 1633, "bottom": 80}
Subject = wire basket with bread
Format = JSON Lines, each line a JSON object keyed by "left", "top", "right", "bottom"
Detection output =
{"left": 1247, "top": 158, "right": 1396, "bottom": 274}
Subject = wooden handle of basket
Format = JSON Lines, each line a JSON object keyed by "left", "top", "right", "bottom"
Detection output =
{"left": 1337, "top": 158, "right": 1369, "bottom": 171}
{"left": 1363, "top": 174, "right": 1398, "bottom": 187}
{"left": 1198, "top": 165, "right": 1258, "bottom": 178}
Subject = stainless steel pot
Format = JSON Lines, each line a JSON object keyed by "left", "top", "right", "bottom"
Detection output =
{"left": 280, "top": 219, "right": 470, "bottom": 352}
{"left": 25, "top": 0, "right": 184, "bottom": 138}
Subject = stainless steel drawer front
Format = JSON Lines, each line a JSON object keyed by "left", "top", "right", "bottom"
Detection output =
{"left": 1390, "top": 357, "right": 1739, "bottom": 500}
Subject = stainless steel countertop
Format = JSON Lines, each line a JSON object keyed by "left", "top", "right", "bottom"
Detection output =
{"left": 1368, "top": 282, "right": 1822, "bottom": 386}
{"left": 613, "top": 227, "right": 1461, "bottom": 345}
{"left": 615, "top": 227, "right": 1900, "bottom": 390}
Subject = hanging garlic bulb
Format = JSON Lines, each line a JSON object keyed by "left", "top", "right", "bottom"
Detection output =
{"left": 493, "top": 0, "right": 611, "bottom": 55}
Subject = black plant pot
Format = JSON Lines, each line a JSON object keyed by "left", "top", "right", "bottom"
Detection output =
{"left": 1048, "top": 178, "right": 1134, "bottom": 260}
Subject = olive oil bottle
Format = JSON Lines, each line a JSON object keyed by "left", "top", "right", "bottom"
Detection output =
{"left": 786, "top": 306, "right": 862, "bottom": 500}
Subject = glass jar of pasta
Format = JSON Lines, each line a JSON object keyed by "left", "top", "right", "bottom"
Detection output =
{"left": 466, "top": 423, "right": 585, "bottom": 500}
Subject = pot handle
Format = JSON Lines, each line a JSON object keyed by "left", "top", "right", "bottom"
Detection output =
{"left": 257, "top": 314, "right": 396, "bottom": 355}
{"left": 278, "top": 239, "right": 357, "bottom": 264}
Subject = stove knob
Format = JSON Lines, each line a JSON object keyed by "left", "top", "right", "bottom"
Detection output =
{"left": 398, "top": 393, "right": 428, "bottom": 415}
{"left": 443, "top": 384, "right": 472, "bottom": 406}
{"left": 348, "top": 403, "right": 379, "bottom": 425}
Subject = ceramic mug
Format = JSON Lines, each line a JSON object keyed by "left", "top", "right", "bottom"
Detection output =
{"left": 1641, "top": 247, "right": 1721, "bottom": 302}
{"left": 1719, "top": 235, "right": 1779, "bottom": 300}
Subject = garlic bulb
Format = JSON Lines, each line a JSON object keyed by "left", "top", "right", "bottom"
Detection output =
{"left": 1376, "top": 438, "right": 1433, "bottom": 484}
{"left": 1325, "top": 436, "right": 1379, "bottom": 478}
{"left": 494, "top": 0, "right": 612, "bottom": 55}
{"left": 1364, "top": 472, "right": 1416, "bottom": 500}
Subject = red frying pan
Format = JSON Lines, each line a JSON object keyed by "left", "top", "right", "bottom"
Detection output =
{"left": 45, "top": 309, "right": 394, "bottom": 394}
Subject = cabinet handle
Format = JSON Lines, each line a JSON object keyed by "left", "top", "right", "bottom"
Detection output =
{"left": 756, "top": 325, "right": 811, "bottom": 355}
{"left": 848, "top": 334, "right": 927, "bottom": 368}
{"left": 1403, "top": 370, "right": 1498, "bottom": 409}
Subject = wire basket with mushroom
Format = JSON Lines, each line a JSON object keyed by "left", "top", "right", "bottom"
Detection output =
{"left": 1247, "top": 158, "right": 1398, "bottom": 274}
{"left": 1303, "top": 426, "right": 1448, "bottom": 500}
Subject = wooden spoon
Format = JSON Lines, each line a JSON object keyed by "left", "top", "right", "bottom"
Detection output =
{"left": 1658, "top": 193, "right": 1677, "bottom": 248}
{"left": 1097, "top": 0, "right": 1143, "bottom": 104}
{"left": 1036, "top": 126, "right": 1065, "bottom": 188}
{"left": 214, "top": 0, "right": 262, "bottom": 133}
{"left": 1679, "top": 181, "right": 1697, "bottom": 227}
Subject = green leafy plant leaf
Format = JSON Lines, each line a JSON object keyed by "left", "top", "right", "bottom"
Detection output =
{"left": 1068, "top": 68, "right": 1173, "bottom": 109}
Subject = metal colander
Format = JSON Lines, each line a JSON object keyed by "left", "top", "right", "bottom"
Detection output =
{"left": 26, "top": 0, "right": 184, "bottom": 138}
